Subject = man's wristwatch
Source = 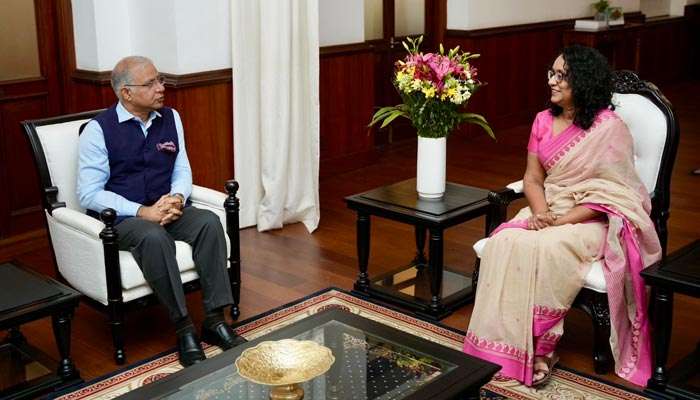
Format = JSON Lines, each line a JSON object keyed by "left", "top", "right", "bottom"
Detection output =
{"left": 172, "top": 193, "right": 185, "bottom": 203}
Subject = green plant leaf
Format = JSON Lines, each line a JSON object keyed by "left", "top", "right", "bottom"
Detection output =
{"left": 459, "top": 112, "right": 488, "bottom": 124}
{"left": 463, "top": 116, "right": 496, "bottom": 140}
{"left": 380, "top": 110, "right": 408, "bottom": 128}
{"left": 369, "top": 106, "right": 399, "bottom": 126}
{"left": 373, "top": 106, "right": 399, "bottom": 118}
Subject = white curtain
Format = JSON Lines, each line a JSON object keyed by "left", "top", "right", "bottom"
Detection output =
{"left": 231, "top": 0, "right": 320, "bottom": 232}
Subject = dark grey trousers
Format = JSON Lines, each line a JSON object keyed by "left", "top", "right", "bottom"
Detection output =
{"left": 116, "top": 207, "right": 233, "bottom": 321}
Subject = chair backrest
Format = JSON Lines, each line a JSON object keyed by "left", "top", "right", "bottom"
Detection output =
{"left": 23, "top": 110, "right": 103, "bottom": 213}
{"left": 611, "top": 71, "right": 680, "bottom": 254}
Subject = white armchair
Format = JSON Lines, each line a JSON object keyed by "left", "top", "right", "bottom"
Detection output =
{"left": 472, "top": 71, "right": 680, "bottom": 374}
{"left": 23, "top": 110, "right": 242, "bottom": 364}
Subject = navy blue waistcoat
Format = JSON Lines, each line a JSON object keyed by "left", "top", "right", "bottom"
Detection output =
{"left": 93, "top": 104, "right": 178, "bottom": 215}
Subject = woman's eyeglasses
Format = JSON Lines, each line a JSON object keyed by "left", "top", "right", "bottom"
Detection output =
{"left": 547, "top": 69, "right": 568, "bottom": 84}
{"left": 124, "top": 75, "right": 166, "bottom": 90}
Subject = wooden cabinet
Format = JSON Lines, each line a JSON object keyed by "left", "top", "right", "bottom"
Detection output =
{"left": 563, "top": 17, "right": 689, "bottom": 85}
{"left": 563, "top": 24, "right": 643, "bottom": 71}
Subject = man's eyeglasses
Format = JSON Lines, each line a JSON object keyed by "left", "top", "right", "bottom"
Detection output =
{"left": 124, "top": 75, "right": 166, "bottom": 89}
{"left": 547, "top": 69, "right": 568, "bottom": 84}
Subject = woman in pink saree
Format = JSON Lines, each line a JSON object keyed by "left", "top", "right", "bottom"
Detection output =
{"left": 463, "top": 46, "right": 661, "bottom": 387}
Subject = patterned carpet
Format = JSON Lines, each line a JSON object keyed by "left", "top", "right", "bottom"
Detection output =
{"left": 51, "top": 288, "right": 649, "bottom": 399}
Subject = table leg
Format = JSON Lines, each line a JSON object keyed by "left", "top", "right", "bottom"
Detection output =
{"left": 413, "top": 225, "right": 427, "bottom": 268}
{"left": 648, "top": 287, "right": 673, "bottom": 390}
{"left": 354, "top": 212, "right": 371, "bottom": 292}
{"left": 52, "top": 310, "right": 80, "bottom": 381}
{"left": 8, "top": 326, "right": 26, "bottom": 344}
{"left": 428, "top": 227, "right": 444, "bottom": 314}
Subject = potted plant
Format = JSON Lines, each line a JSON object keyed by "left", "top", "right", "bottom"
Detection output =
{"left": 608, "top": 6, "right": 625, "bottom": 26}
{"left": 592, "top": 0, "right": 610, "bottom": 21}
{"left": 369, "top": 36, "right": 494, "bottom": 199}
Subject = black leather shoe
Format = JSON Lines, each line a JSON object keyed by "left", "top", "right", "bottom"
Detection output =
{"left": 201, "top": 321, "right": 247, "bottom": 350}
{"left": 177, "top": 331, "right": 206, "bottom": 367}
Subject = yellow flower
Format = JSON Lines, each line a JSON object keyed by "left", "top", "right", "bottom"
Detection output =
{"left": 422, "top": 86, "right": 436, "bottom": 98}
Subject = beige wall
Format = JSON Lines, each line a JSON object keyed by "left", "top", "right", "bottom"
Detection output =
{"left": 641, "top": 0, "right": 671, "bottom": 17}
{"left": 364, "top": 0, "right": 383, "bottom": 40}
{"left": 364, "top": 0, "right": 425, "bottom": 40}
{"left": 395, "top": 0, "right": 424, "bottom": 37}
{"left": 0, "top": 0, "right": 40, "bottom": 81}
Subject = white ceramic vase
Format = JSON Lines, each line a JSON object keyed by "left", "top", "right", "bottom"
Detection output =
{"left": 416, "top": 136, "right": 446, "bottom": 199}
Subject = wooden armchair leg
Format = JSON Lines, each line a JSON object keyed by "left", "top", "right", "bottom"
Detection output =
{"left": 109, "top": 302, "right": 126, "bottom": 365}
{"left": 225, "top": 180, "right": 242, "bottom": 321}
{"left": 228, "top": 267, "right": 240, "bottom": 321}
{"left": 472, "top": 258, "right": 481, "bottom": 290}
{"left": 588, "top": 291, "right": 613, "bottom": 374}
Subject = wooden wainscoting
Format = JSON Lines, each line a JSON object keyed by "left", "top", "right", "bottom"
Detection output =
{"left": 688, "top": 5, "right": 700, "bottom": 75}
{"left": 443, "top": 13, "right": 691, "bottom": 133}
{"left": 320, "top": 43, "right": 379, "bottom": 178}
{"left": 1, "top": 0, "right": 696, "bottom": 258}
{"left": 444, "top": 21, "right": 571, "bottom": 132}
{"left": 58, "top": 69, "right": 236, "bottom": 195}
{"left": 0, "top": 78, "right": 52, "bottom": 240}
{"left": 0, "top": 0, "right": 62, "bottom": 250}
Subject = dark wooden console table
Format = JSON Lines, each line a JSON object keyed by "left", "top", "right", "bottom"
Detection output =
{"left": 642, "top": 240, "right": 700, "bottom": 400}
{"left": 563, "top": 23, "right": 643, "bottom": 71}
{"left": 345, "top": 179, "right": 492, "bottom": 320}
{"left": 0, "top": 262, "right": 82, "bottom": 399}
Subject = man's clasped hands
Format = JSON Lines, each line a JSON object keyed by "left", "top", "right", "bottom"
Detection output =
{"left": 137, "top": 194, "right": 185, "bottom": 225}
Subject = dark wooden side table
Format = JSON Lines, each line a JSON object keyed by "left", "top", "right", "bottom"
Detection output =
{"left": 345, "top": 179, "right": 492, "bottom": 320}
{"left": 641, "top": 240, "right": 700, "bottom": 400}
{"left": 0, "top": 262, "right": 82, "bottom": 399}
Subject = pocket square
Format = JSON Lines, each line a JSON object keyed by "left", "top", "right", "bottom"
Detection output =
{"left": 156, "top": 141, "right": 177, "bottom": 153}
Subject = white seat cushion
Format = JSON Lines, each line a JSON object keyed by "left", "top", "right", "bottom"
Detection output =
{"left": 119, "top": 241, "right": 196, "bottom": 290}
{"left": 473, "top": 238, "right": 607, "bottom": 293}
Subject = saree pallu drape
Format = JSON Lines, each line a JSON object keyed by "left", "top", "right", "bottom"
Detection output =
{"left": 464, "top": 110, "right": 661, "bottom": 386}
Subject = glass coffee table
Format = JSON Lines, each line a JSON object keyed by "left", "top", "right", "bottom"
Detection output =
{"left": 119, "top": 309, "right": 500, "bottom": 399}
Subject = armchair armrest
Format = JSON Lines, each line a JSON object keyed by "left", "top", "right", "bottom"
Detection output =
{"left": 190, "top": 185, "right": 228, "bottom": 228}
{"left": 485, "top": 179, "right": 525, "bottom": 235}
{"left": 190, "top": 185, "right": 227, "bottom": 210}
{"left": 52, "top": 207, "right": 105, "bottom": 238}
{"left": 506, "top": 180, "right": 523, "bottom": 193}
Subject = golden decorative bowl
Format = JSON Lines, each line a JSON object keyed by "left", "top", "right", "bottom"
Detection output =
{"left": 235, "top": 339, "right": 335, "bottom": 386}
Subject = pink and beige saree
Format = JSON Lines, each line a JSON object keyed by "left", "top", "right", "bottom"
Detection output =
{"left": 463, "top": 109, "right": 661, "bottom": 386}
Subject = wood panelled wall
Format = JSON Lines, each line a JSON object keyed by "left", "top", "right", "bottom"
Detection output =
{"left": 0, "top": 0, "right": 696, "bottom": 256}
{"left": 442, "top": 13, "right": 692, "bottom": 133}
{"left": 59, "top": 70, "right": 236, "bottom": 191}
{"left": 320, "top": 44, "right": 378, "bottom": 178}
{"left": 0, "top": 0, "right": 62, "bottom": 249}
{"left": 689, "top": 5, "right": 700, "bottom": 74}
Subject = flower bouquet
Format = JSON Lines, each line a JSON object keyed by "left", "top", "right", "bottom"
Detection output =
{"left": 369, "top": 35, "right": 494, "bottom": 139}
{"left": 369, "top": 36, "right": 493, "bottom": 198}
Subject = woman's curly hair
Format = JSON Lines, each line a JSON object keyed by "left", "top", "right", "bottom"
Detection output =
{"left": 550, "top": 45, "right": 614, "bottom": 130}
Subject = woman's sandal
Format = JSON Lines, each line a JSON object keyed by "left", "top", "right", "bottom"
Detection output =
{"left": 532, "top": 354, "right": 559, "bottom": 388}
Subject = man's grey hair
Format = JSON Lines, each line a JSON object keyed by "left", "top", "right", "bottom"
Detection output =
{"left": 111, "top": 56, "right": 154, "bottom": 98}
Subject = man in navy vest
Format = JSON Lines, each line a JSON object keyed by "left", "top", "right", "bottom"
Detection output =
{"left": 77, "top": 56, "right": 245, "bottom": 367}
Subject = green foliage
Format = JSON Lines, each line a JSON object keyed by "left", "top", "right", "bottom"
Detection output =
{"left": 592, "top": 0, "right": 610, "bottom": 13}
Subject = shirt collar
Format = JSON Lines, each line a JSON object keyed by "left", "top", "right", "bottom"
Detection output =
{"left": 116, "top": 102, "right": 161, "bottom": 124}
